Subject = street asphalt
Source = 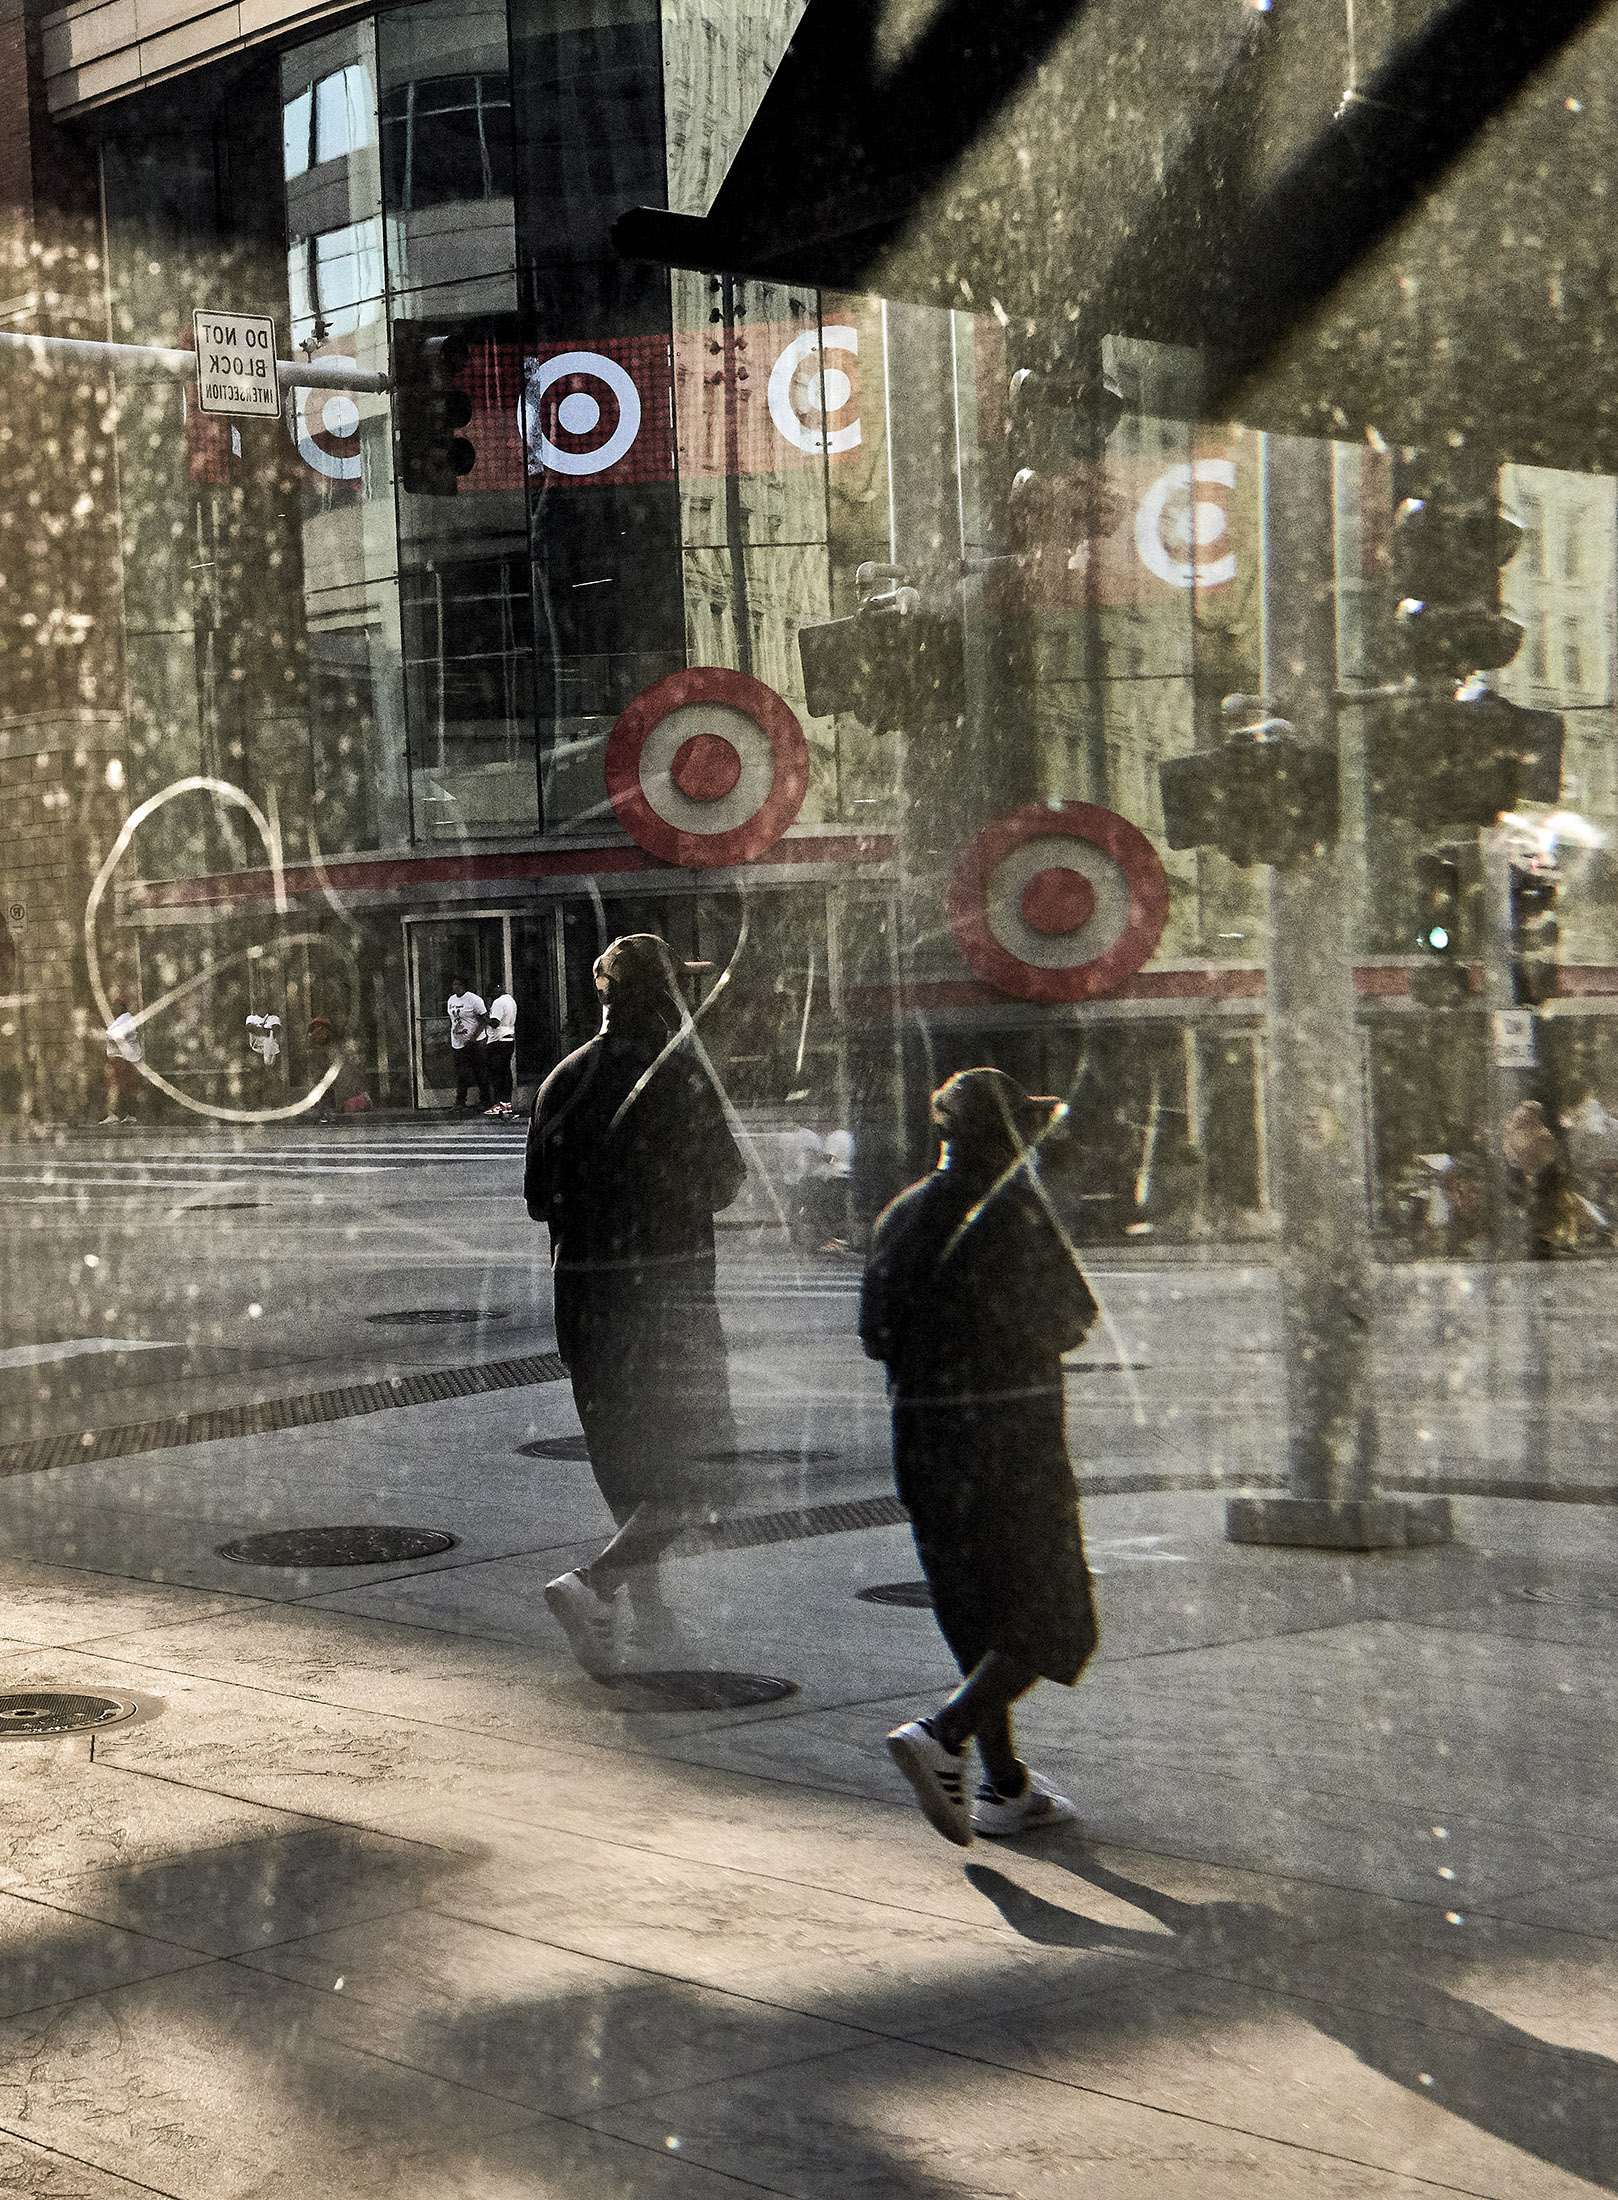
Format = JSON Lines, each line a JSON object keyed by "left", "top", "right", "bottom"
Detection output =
{"left": 0, "top": 1117, "right": 1614, "bottom": 2195}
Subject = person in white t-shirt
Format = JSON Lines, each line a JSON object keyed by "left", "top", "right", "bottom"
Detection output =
{"left": 102, "top": 996, "right": 143, "bottom": 1123}
{"left": 482, "top": 988, "right": 517, "bottom": 1117}
{"left": 446, "top": 976, "right": 490, "bottom": 1110}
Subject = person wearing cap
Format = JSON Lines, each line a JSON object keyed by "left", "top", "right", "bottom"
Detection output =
{"left": 526, "top": 934, "right": 746, "bottom": 1676}
{"left": 861, "top": 1067, "right": 1100, "bottom": 1843}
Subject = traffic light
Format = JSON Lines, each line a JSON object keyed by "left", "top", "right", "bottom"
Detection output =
{"left": 1365, "top": 689, "right": 1562, "bottom": 832}
{"left": 1004, "top": 364, "right": 1127, "bottom": 561}
{"left": 392, "top": 324, "right": 474, "bottom": 495}
{"left": 1416, "top": 852, "right": 1461, "bottom": 957}
{"left": 1510, "top": 860, "right": 1560, "bottom": 1005}
{"left": 1391, "top": 483, "right": 1524, "bottom": 680}
{"left": 1409, "top": 850, "right": 1469, "bottom": 1006}
{"left": 796, "top": 566, "right": 965, "bottom": 735}
{"left": 1158, "top": 696, "right": 1339, "bottom": 868}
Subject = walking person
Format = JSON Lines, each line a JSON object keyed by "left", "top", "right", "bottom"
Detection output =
{"left": 446, "top": 974, "right": 489, "bottom": 1110}
{"left": 527, "top": 934, "right": 746, "bottom": 1677}
{"left": 860, "top": 1068, "right": 1100, "bottom": 1844}
{"left": 101, "top": 996, "right": 143, "bottom": 1123}
{"left": 482, "top": 983, "right": 518, "bottom": 1117}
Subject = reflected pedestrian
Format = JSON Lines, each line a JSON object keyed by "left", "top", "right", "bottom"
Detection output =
{"left": 483, "top": 982, "right": 518, "bottom": 1117}
{"left": 447, "top": 974, "right": 489, "bottom": 1111}
{"left": 527, "top": 934, "right": 746, "bottom": 1678}
{"left": 101, "top": 996, "right": 143, "bottom": 1123}
{"left": 861, "top": 1069, "right": 1100, "bottom": 1844}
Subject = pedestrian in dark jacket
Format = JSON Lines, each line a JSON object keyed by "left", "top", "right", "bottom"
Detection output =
{"left": 526, "top": 934, "right": 746, "bottom": 1677}
{"left": 861, "top": 1067, "right": 1099, "bottom": 1844}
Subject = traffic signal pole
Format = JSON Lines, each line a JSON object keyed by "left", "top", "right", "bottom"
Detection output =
{"left": 1227, "top": 435, "right": 1451, "bottom": 1550}
{"left": 0, "top": 329, "right": 388, "bottom": 395}
{"left": 1480, "top": 825, "right": 1538, "bottom": 1262}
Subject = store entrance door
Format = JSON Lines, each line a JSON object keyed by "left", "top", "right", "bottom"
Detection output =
{"left": 405, "top": 913, "right": 509, "bottom": 1108}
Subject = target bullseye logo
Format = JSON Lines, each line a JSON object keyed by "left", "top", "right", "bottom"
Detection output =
{"left": 524, "top": 349, "right": 642, "bottom": 477}
{"left": 606, "top": 668, "right": 810, "bottom": 869}
{"left": 767, "top": 326, "right": 860, "bottom": 456}
{"left": 289, "top": 380, "right": 363, "bottom": 481}
{"left": 948, "top": 802, "right": 1169, "bottom": 1002}
{"left": 1135, "top": 459, "right": 1237, "bottom": 589}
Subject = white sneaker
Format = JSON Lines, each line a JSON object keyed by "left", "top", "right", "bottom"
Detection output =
{"left": 887, "top": 1720, "right": 973, "bottom": 1847}
{"left": 544, "top": 1570, "right": 620, "bottom": 1681}
{"left": 972, "top": 1770, "right": 1079, "bottom": 1839}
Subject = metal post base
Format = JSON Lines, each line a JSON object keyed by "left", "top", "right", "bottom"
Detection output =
{"left": 1226, "top": 1495, "right": 1453, "bottom": 1550}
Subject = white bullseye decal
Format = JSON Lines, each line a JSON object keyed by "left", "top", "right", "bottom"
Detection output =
{"left": 1135, "top": 459, "right": 1237, "bottom": 589}
{"left": 606, "top": 668, "right": 810, "bottom": 869}
{"left": 525, "top": 349, "right": 642, "bottom": 477}
{"left": 948, "top": 803, "right": 1169, "bottom": 1002}
{"left": 768, "top": 326, "right": 861, "bottom": 456}
{"left": 288, "top": 375, "right": 364, "bottom": 482}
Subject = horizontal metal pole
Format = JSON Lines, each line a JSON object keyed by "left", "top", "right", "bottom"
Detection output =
{"left": 0, "top": 329, "right": 389, "bottom": 394}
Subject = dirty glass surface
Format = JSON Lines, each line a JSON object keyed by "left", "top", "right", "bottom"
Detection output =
{"left": 0, "top": 0, "right": 1616, "bottom": 2191}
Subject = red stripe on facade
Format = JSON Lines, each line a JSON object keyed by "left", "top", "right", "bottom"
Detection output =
{"left": 128, "top": 833, "right": 899, "bottom": 911}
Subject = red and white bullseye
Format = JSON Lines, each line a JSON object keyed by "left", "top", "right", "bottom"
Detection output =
{"left": 606, "top": 668, "right": 810, "bottom": 868}
{"left": 524, "top": 349, "right": 641, "bottom": 477}
{"left": 947, "top": 802, "right": 1169, "bottom": 1001}
{"left": 289, "top": 381, "right": 363, "bottom": 481}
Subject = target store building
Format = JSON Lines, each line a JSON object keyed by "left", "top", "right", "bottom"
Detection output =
{"left": 18, "top": 0, "right": 1333, "bottom": 1234}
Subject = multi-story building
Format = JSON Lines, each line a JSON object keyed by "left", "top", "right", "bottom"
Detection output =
{"left": 3, "top": 0, "right": 1615, "bottom": 1242}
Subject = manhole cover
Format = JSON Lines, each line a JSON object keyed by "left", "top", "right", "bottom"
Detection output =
{"left": 612, "top": 1670, "right": 798, "bottom": 1710}
{"left": 518, "top": 1436, "right": 592, "bottom": 1461}
{"left": 856, "top": 1580, "right": 934, "bottom": 1607}
{"left": 0, "top": 1692, "right": 139, "bottom": 1738}
{"left": 217, "top": 1526, "right": 459, "bottom": 1567}
{"left": 701, "top": 1448, "right": 843, "bottom": 1466}
{"left": 366, "top": 1309, "right": 510, "bottom": 1326}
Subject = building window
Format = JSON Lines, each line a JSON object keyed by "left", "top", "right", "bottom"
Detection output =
{"left": 381, "top": 76, "right": 514, "bottom": 211}
{"left": 284, "top": 64, "right": 377, "bottom": 181}
{"left": 286, "top": 221, "right": 386, "bottom": 348}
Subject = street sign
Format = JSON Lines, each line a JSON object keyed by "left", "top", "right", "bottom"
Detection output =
{"left": 605, "top": 668, "right": 809, "bottom": 868}
{"left": 192, "top": 310, "right": 281, "bottom": 420}
{"left": 1492, "top": 1007, "right": 1537, "bottom": 1069}
{"left": 947, "top": 802, "right": 1169, "bottom": 1002}
{"left": 4, "top": 900, "right": 25, "bottom": 936}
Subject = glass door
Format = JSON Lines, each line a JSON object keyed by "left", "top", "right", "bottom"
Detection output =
{"left": 405, "top": 913, "right": 509, "bottom": 1107}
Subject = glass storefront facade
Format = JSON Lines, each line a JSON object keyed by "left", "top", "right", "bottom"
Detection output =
{"left": 9, "top": 0, "right": 1603, "bottom": 1249}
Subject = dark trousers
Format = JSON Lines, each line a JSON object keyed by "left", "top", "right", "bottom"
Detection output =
{"left": 453, "top": 1049, "right": 489, "bottom": 1108}
{"left": 483, "top": 1038, "right": 515, "bottom": 1106}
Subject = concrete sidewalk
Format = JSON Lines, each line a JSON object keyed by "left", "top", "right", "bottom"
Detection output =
{"left": 0, "top": 1321, "right": 1615, "bottom": 2194}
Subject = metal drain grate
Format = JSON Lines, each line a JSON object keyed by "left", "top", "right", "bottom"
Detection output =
{"left": 612, "top": 1670, "right": 797, "bottom": 1710}
{"left": 366, "top": 1309, "right": 511, "bottom": 1326}
{"left": 855, "top": 1580, "right": 934, "bottom": 1607}
{"left": 1514, "top": 1583, "right": 1618, "bottom": 1610}
{"left": 700, "top": 1447, "right": 843, "bottom": 1466}
{"left": 0, "top": 1691, "right": 139, "bottom": 1738}
{"left": 0, "top": 1351, "right": 567, "bottom": 1481}
{"left": 680, "top": 1491, "right": 909, "bottom": 1553}
{"left": 218, "top": 1525, "right": 459, "bottom": 1568}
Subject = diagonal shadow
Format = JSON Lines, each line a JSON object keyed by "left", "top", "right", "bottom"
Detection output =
{"left": 969, "top": 1847, "right": 1618, "bottom": 2192}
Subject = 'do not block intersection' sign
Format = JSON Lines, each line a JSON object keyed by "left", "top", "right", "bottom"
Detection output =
{"left": 947, "top": 802, "right": 1169, "bottom": 1002}
{"left": 193, "top": 309, "right": 281, "bottom": 420}
{"left": 606, "top": 668, "right": 810, "bottom": 868}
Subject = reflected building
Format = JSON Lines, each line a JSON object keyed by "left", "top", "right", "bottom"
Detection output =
{"left": 1, "top": 0, "right": 1615, "bottom": 1242}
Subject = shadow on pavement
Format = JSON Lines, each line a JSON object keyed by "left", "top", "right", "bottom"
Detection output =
{"left": 970, "top": 1846, "right": 1618, "bottom": 2193}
